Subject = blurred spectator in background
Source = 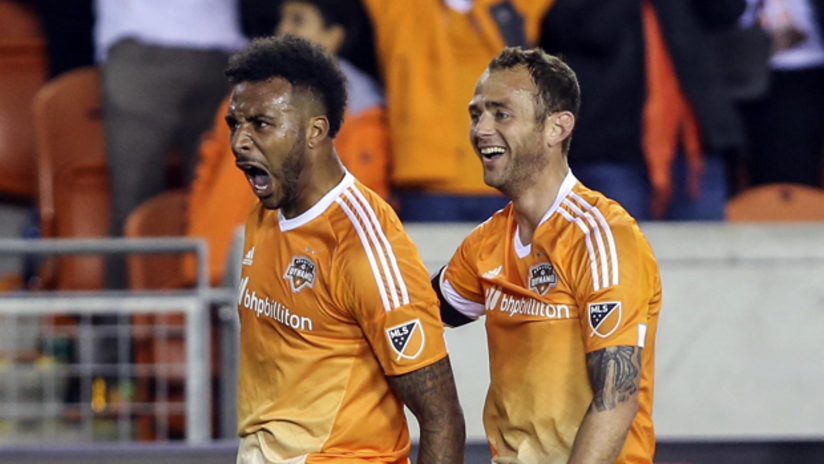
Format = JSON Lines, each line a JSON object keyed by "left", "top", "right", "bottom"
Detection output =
{"left": 362, "top": 0, "right": 555, "bottom": 222}
{"left": 95, "top": 0, "right": 247, "bottom": 288}
{"left": 542, "top": 0, "right": 746, "bottom": 221}
{"left": 185, "top": 0, "right": 390, "bottom": 285}
{"left": 238, "top": 0, "right": 380, "bottom": 81}
{"left": 739, "top": 0, "right": 824, "bottom": 187}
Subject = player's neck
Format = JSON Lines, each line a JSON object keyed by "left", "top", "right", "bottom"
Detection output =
{"left": 280, "top": 149, "right": 345, "bottom": 219}
{"left": 511, "top": 158, "right": 569, "bottom": 246}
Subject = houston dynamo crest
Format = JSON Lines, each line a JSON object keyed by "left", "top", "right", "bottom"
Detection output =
{"left": 528, "top": 262, "right": 558, "bottom": 296}
{"left": 283, "top": 255, "right": 316, "bottom": 293}
{"left": 386, "top": 319, "right": 425, "bottom": 361}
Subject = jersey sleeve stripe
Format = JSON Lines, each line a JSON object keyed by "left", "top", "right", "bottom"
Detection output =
{"left": 341, "top": 190, "right": 401, "bottom": 309}
{"left": 335, "top": 197, "right": 393, "bottom": 312}
{"left": 569, "top": 193, "right": 619, "bottom": 286}
{"left": 431, "top": 267, "right": 479, "bottom": 327}
{"left": 441, "top": 274, "right": 485, "bottom": 319}
{"left": 349, "top": 186, "right": 410, "bottom": 305}
{"left": 563, "top": 199, "right": 610, "bottom": 289}
{"left": 558, "top": 207, "right": 601, "bottom": 292}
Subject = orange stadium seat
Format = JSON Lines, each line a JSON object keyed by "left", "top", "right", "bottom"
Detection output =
{"left": 33, "top": 67, "right": 104, "bottom": 238}
{"left": 0, "top": 43, "right": 47, "bottom": 199}
{"left": 726, "top": 183, "right": 824, "bottom": 222}
{"left": 0, "top": 0, "right": 45, "bottom": 199}
{"left": 125, "top": 190, "right": 188, "bottom": 290}
{"left": 52, "top": 160, "right": 111, "bottom": 290}
{"left": 32, "top": 67, "right": 110, "bottom": 290}
{"left": 125, "top": 190, "right": 194, "bottom": 440}
{"left": 0, "top": 1, "right": 43, "bottom": 43}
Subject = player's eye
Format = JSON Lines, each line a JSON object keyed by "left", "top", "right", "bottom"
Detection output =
{"left": 254, "top": 120, "right": 269, "bottom": 129}
{"left": 226, "top": 118, "right": 239, "bottom": 135}
{"left": 496, "top": 111, "right": 509, "bottom": 120}
{"left": 469, "top": 112, "right": 480, "bottom": 123}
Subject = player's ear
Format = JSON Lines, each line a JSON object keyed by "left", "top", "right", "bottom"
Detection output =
{"left": 306, "top": 115, "right": 330, "bottom": 149}
{"left": 546, "top": 111, "right": 575, "bottom": 150}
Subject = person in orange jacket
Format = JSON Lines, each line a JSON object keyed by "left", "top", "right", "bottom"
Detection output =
{"left": 360, "top": 0, "right": 555, "bottom": 221}
{"left": 185, "top": 0, "right": 390, "bottom": 285}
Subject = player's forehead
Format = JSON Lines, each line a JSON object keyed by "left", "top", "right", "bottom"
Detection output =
{"left": 227, "top": 78, "right": 296, "bottom": 118}
{"left": 470, "top": 67, "right": 537, "bottom": 109}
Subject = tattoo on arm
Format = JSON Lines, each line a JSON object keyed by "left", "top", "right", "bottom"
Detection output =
{"left": 586, "top": 346, "right": 642, "bottom": 413}
{"left": 387, "top": 357, "right": 465, "bottom": 464}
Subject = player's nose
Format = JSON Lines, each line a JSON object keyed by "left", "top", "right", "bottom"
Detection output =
{"left": 231, "top": 124, "right": 253, "bottom": 155}
{"left": 474, "top": 112, "right": 495, "bottom": 136}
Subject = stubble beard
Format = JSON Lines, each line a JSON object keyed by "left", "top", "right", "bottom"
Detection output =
{"left": 492, "top": 139, "right": 548, "bottom": 199}
{"left": 264, "top": 129, "right": 307, "bottom": 211}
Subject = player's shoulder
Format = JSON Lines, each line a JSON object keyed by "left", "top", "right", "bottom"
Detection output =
{"left": 555, "top": 180, "right": 647, "bottom": 249}
{"left": 462, "top": 202, "right": 513, "bottom": 248}
{"left": 329, "top": 178, "right": 412, "bottom": 260}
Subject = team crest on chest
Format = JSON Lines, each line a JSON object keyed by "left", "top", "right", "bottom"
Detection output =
{"left": 283, "top": 255, "right": 317, "bottom": 293}
{"left": 528, "top": 261, "right": 558, "bottom": 296}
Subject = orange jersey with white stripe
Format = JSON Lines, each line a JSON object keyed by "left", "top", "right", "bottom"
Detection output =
{"left": 439, "top": 172, "right": 661, "bottom": 464}
{"left": 237, "top": 172, "right": 448, "bottom": 462}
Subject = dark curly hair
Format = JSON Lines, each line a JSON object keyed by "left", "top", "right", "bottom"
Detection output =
{"left": 489, "top": 47, "right": 581, "bottom": 154}
{"left": 225, "top": 35, "right": 348, "bottom": 138}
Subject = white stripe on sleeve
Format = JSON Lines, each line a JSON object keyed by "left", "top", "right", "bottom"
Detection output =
{"left": 570, "top": 193, "right": 619, "bottom": 286}
{"left": 563, "top": 199, "right": 609, "bottom": 289}
{"left": 342, "top": 189, "right": 401, "bottom": 309}
{"left": 335, "top": 197, "right": 392, "bottom": 312}
{"left": 559, "top": 207, "right": 601, "bottom": 292}
{"left": 442, "top": 278, "right": 485, "bottom": 319}
{"left": 348, "top": 187, "right": 410, "bottom": 305}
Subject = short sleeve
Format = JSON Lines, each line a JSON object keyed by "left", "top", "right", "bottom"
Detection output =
{"left": 336, "top": 209, "right": 448, "bottom": 377}
{"left": 573, "top": 219, "right": 658, "bottom": 353}
{"left": 440, "top": 226, "right": 487, "bottom": 320}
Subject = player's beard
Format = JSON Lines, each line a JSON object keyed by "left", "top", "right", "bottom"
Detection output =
{"left": 269, "top": 128, "right": 307, "bottom": 210}
{"left": 494, "top": 135, "right": 548, "bottom": 198}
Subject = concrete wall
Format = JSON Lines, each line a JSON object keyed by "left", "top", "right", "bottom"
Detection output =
{"left": 404, "top": 223, "right": 824, "bottom": 442}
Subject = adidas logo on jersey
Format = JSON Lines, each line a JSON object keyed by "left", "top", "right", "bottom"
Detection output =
{"left": 485, "top": 286, "right": 570, "bottom": 320}
{"left": 482, "top": 265, "right": 503, "bottom": 279}
{"left": 242, "top": 247, "right": 255, "bottom": 266}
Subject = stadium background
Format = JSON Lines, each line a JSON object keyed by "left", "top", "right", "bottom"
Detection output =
{"left": 1, "top": 0, "right": 824, "bottom": 463}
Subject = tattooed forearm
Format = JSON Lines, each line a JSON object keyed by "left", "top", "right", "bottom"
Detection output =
{"left": 387, "top": 357, "right": 465, "bottom": 464}
{"left": 586, "top": 346, "right": 642, "bottom": 413}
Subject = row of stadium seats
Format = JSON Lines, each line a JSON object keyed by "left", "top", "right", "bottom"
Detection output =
{"left": 0, "top": 2, "right": 195, "bottom": 436}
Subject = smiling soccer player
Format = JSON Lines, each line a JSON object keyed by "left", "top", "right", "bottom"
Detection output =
{"left": 433, "top": 47, "right": 662, "bottom": 464}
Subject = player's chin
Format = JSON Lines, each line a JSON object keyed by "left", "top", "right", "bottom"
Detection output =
{"left": 483, "top": 172, "right": 506, "bottom": 190}
{"left": 259, "top": 193, "right": 282, "bottom": 210}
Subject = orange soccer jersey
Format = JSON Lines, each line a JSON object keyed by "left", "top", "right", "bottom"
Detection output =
{"left": 438, "top": 171, "right": 661, "bottom": 464}
{"left": 236, "top": 172, "right": 448, "bottom": 463}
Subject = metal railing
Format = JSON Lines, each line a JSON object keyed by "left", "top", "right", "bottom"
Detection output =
{"left": 0, "top": 238, "right": 236, "bottom": 444}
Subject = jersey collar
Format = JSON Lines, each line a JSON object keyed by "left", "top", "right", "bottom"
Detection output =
{"left": 513, "top": 169, "right": 578, "bottom": 258}
{"left": 537, "top": 169, "right": 578, "bottom": 228}
{"left": 278, "top": 171, "right": 355, "bottom": 232}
